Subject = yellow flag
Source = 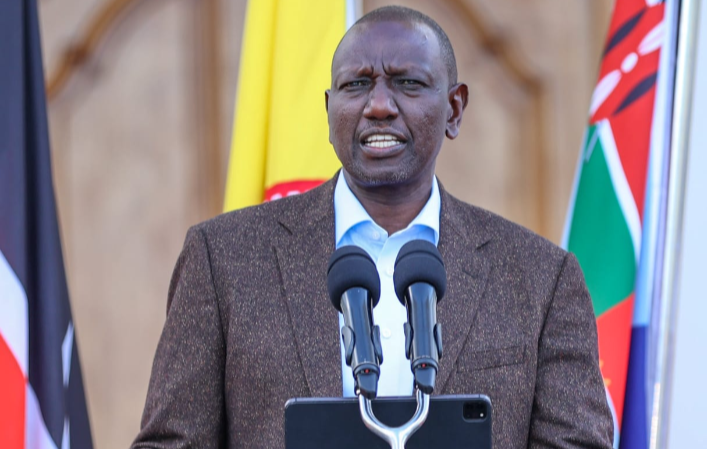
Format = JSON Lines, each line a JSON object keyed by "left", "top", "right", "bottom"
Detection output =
{"left": 224, "top": 0, "right": 353, "bottom": 211}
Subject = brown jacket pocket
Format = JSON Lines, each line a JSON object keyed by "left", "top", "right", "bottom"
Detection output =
{"left": 461, "top": 344, "right": 526, "bottom": 371}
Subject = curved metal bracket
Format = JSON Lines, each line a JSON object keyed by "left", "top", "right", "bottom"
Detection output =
{"left": 358, "top": 389, "right": 430, "bottom": 449}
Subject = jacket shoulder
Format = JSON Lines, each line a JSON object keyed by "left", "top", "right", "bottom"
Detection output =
{"left": 445, "top": 193, "right": 569, "bottom": 269}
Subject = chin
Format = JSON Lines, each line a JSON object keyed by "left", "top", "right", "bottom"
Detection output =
{"left": 346, "top": 164, "right": 415, "bottom": 187}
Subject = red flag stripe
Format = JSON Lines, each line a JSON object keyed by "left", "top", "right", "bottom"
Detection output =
{"left": 596, "top": 294, "right": 635, "bottom": 425}
{"left": 264, "top": 179, "right": 327, "bottom": 202}
{"left": 0, "top": 335, "right": 25, "bottom": 449}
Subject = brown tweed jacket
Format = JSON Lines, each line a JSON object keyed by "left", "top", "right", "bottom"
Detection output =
{"left": 132, "top": 178, "right": 613, "bottom": 449}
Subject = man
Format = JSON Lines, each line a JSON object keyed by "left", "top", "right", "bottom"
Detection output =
{"left": 133, "top": 6, "right": 613, "bottom": 449}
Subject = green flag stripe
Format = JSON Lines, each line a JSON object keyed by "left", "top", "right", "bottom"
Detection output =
{"left": 568, "top": 123, "right": 637, "bottom": 317}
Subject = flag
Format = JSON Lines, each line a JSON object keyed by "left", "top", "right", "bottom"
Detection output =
{"left": 223, "top": 0, "right": 354, "bottom": 211}
{"left": 562, "top": 0, "right": 667, "bottom": 446}
{"left": 0, "top": 1, "right": 94, "bottom": 448}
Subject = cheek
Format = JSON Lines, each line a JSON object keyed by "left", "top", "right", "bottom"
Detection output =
{"left": 328, "top": 101, "right": 359, "bottom": 161}
{"left": 330, "top": 104, "right": 360, "bottom": 141}
{"left": 415, "top": 105, "right": 447, "bottom": 143}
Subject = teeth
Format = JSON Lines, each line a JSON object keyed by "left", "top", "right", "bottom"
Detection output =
{"left": 363, "top": 134, "right": 403, "bottom": 148}
{"left": 368, "top": 141, "right": 400, "bottom": 148}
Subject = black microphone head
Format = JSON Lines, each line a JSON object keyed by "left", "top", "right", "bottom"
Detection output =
{"left": 327, "top": 246, "right": 381, "bottom": 311}
{"left": 393, "top": 240, "right": 447, "bottom": 304}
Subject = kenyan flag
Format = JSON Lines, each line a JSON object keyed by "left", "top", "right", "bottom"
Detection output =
{"left": 0, "top": 1, "right": 93, "bottom": 447}
{"left": 563, "top": 0, "right": 666, "bottom": 444}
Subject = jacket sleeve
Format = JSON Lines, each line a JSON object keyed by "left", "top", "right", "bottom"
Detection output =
{"left": 132, "top": 227, "right": 226, "bottom": 449}
{"left": 528, "top": 252, "right": 614, "bottom": 448}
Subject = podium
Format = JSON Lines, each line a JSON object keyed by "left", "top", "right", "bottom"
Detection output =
{"left": 285, "top": 394, "right": 492, "bottom": 449}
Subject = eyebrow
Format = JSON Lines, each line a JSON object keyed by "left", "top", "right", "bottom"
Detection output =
{"left": 382, "top": 62, "right": 436, "bottom": 85}
{"left": 332, "top": 64, "right": 372, "bottom": 85}
{"left": 334, "top": 62, "right": 435, "bottom": 84}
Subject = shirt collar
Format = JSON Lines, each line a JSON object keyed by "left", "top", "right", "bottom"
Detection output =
{"left": 334, "top": 171, "right": 440, "bottom": 246}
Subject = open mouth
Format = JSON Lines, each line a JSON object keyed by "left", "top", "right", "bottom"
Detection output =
{"left": 361, "top": 133, "right": 406, "bottom": 149}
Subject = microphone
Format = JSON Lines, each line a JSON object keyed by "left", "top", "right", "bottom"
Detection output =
{"left": 393, "top": 240, "right": 446, "bottom": 394}
{"left": 327, "top": 246, "right": 383, "bottom": 399}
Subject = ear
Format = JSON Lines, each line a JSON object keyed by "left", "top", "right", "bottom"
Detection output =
{"left": 445, "top": 83, "right": 468, "bottom": 140}
{"left": 325, "top": 90, "right": 332, "bottom": 143}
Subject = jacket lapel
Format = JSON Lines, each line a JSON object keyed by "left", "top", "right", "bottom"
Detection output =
{"left": 274, "top": 180, "right": 342, "bottom": 398}
{"left": 435, "top": 190, "right": 493, "bottom": 392}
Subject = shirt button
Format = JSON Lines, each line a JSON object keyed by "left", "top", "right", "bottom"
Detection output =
{"left": 386, "top": 266, "right": 394, "bottom": 277}
{"left": 382, "top": 328, "right": 392, "bottom": 339}
{"left": 371, "top": 230, "right": 381, "bottom": 240}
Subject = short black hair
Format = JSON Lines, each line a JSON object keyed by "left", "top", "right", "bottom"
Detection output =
{"left": 351, "top": 6, "right": 458, "bottom": 85}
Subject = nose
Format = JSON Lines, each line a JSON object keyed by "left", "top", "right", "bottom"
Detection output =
{"left": 363, "top": 81, "right": 398, "bottom": 121}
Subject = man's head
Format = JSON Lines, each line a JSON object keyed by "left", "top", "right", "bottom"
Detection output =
{"left": 326, "top": 6, "right": 468, "bottom": 191}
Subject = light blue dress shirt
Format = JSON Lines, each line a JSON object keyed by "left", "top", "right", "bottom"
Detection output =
{"left": 334, "top": 171, "right": 440, "bottom": 397}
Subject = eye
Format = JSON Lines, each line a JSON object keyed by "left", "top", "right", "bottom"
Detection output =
{"left": 341, "top": 80, "right": 369, "bottom": 89}
{"left": 398, "top": 79, "right": 423, "bottom": 87}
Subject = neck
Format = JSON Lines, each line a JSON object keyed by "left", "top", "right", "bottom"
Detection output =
{"left": 343, "top": 171, "right": 434, "bottom": 235}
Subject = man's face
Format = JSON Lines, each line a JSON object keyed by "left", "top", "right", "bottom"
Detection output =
{"left": 326, "top": 20, "right": 464, "bottom": 189}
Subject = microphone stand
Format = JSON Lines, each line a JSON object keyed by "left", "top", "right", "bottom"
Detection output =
{"left": 357, "top": 388, "right": 430, "bottom": 449}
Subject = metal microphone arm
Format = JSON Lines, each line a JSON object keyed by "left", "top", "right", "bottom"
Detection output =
{"left": 357, "top": 388, "right": 430, "bottom": 449}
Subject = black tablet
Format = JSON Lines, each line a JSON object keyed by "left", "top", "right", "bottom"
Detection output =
{"left": 285, "top": 394, "right": 492, "bottom": 449}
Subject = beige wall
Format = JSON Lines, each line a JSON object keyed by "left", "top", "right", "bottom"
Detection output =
{"left": 38, "top": 0, "right": 612, "bottom": 448}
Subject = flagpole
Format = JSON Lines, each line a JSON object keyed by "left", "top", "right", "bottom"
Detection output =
{"left": 644, "top": 0, "right": 680, "bottom": 437}
{"left": 650, "top": 0, "right": 701, "bottom": 448}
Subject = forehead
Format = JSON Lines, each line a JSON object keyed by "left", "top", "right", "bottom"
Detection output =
{"left": 332, "top": 20, "right": 444, "bottom": 75}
